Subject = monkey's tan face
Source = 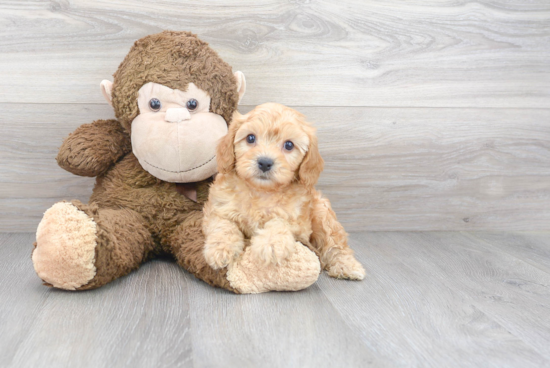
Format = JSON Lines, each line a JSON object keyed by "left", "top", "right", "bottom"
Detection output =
{"left": 131, "top": 82, "right": 228, "bottom": 183}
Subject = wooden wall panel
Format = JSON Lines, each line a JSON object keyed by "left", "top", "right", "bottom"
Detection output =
{"left": 2, "top": 103, "right": 549, "bottom": 232}
{"left": 0, "top": 0, "right": 549, "bottom": 107}
{"left": 1, "top": 0, "right": 549, "bottom": 231}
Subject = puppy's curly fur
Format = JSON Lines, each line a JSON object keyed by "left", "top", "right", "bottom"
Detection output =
{"left": 203, "top": 103, "right": 365, "bottom": 280}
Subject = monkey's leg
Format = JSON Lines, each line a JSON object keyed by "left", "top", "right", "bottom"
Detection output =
{"left": 170, "top": 211, "right": 320, "bottom": 294}
{"left": 310, "top": 193, "right": 366, "bottom": 280}
{"left": 32, "top": 201, "right": 154, "bottom": 290}
{"left": 168, "top": 210, "right": 238, "bottom": 292}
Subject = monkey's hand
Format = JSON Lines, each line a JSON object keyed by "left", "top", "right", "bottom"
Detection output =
{"left": 56, "top": 119, "right": 131, "bottom": 177}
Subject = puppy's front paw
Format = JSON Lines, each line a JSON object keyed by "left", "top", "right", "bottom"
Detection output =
{"left": 204, "top": 240, "right": 244, "bottom": 270}
{"left": 249, "top": 231, "right": 295, "bottom": 266}
{"left": 327, "top": 254, "right": 366, "bottom": 280}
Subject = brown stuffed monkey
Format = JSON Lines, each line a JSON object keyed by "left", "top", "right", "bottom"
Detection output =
{"left": 32, "top": 31, "right": 321, "bottom": 293}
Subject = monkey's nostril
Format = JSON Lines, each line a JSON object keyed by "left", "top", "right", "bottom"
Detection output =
{"left": 257, "top": 157, "right": 274, "bottom": 173}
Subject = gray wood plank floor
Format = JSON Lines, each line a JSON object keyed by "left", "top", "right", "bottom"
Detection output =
{"left": 1, "top": 232, "right": 549, "bottom": 368}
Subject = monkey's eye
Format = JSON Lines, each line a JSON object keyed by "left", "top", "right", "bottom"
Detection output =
{"left": 149, "top": 98, "right": 161, "bottom": 111}
{"left": 284, "top": 141, "right": 294, "bottom": 151}
{"left": 186, "top": 98, "right": 198, "bottom": 111}
{"left": 246, "top": 134, "right": 256, "bottom": 144}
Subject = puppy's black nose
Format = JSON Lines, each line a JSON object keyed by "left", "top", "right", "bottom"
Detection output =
{"left": 257, "top": 157, "right": 274, "bottom": 173}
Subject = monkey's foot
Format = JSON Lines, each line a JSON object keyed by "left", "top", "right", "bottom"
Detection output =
{"left": 33, "top": 202, "right": 98, "bottom": 290}
{"left": 226, "top": 241, "right": 321, "bottom": 294}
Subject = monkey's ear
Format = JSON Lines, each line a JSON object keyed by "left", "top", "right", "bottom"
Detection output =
{"left": 234, "top": 71, "right": 246, "bottom": 104}
{"left": 100, "top": 80, "right": 113, "bottom": 107}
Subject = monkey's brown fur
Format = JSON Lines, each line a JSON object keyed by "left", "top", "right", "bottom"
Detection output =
{"left": 112, "top": 30, "right": 239, "bottom": 131}
{"left": 34, "top": 31, "right": 239, "bottom": 291}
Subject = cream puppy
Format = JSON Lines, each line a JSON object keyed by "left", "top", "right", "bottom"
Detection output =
{"left": 203, "top": 103, "right": 366, "bottom": 280}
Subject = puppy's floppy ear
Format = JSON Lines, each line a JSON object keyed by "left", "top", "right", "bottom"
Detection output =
{"left": 298, "top": 130, "right": 324, "bottom": 187}
{"left": 217, "top": 111, "right": 247, "bottom": 174}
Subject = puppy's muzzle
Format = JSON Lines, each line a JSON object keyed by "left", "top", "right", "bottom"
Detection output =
{"left": 257, "top": 157, "right": 274, "bottom": 173}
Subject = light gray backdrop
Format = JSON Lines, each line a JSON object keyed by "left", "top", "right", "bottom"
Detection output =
{"left": 1, "top": 0, "right": 549, "bottom": 232}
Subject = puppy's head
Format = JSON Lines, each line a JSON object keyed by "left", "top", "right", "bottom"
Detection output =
{"left": 217, "top": 103, "right": 323, "bottom": 189}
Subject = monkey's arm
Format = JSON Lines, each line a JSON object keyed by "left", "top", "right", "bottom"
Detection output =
{"left": 56, "top": 119, "right": 131, "bottom": 177}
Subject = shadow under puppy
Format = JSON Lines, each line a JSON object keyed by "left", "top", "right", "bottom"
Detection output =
{"left": 203, "top": 103, "right": 365, "bottom": 292}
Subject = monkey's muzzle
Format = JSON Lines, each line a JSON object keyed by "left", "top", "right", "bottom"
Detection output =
{"left": 131, "top": 111, "right": 227, "bottom": 183}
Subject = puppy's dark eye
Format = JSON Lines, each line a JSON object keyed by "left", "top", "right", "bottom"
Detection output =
{"left": 246, "top": 134, "right": 256, "bottom": 144}
{"left": 284, "top": 141, "right": 294, "bottom": 151}
{"left": 186, "top": 98, "right": 198, "bottom": 111}
{"left": 149, "top": 98, "right": 161, "bottom": 111}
